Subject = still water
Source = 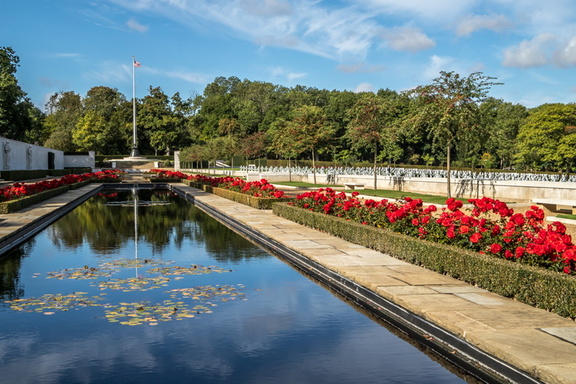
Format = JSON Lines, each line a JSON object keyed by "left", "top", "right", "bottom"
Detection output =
{"left": 0, "top": 189, "right": 467, "bottom": 384}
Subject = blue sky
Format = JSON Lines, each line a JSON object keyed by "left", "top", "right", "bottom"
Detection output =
{"left": 4, "top": 0, "right": 576, "bottom": 110}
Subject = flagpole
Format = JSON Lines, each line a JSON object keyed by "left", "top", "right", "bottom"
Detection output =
{"left": 131, "top": 56, "right": 140, "bottom": 157}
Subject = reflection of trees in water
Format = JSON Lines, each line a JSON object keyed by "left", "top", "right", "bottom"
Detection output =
{"left": 49, "top": 190, "right": 192, "bottom": 254}
{"left": 48, "top": 189, "right": 270, "bottom": 262}
{"left": 187, "top": 208, "right": 270, "bottom": 263}
{"left": 0, "top": 241, "right": 34, "bottom": 302}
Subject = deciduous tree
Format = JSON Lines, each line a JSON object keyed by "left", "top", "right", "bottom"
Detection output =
{"left": 405, "top": 71, "right": 500, "bottom": 198}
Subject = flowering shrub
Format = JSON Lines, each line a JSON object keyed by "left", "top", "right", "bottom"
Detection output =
{"left": 0, "top": 170, "right": 122, "bottom": 203}
{"left": 149, "top": 169, "right": 190, "bottom": 179}
{"left": 188, "top": 174, "right": 285, "bottom": 199}
{"left": 291, "top": 189, "right": 576, "bottom": 275}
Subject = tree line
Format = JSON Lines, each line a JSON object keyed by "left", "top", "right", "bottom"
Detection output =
{"left": 2, "top": 46, "right": 576, "bottom": 174}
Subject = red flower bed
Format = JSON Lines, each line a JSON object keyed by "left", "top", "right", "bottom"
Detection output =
{"left": 149, "top": 169, "right": 190, "bottom": 179}
{"left": 291, "top": 188, "right": 576, "bottom": 275}
{"left": 0, "top": 170, "right": 122, "bottom": 203}
{"left": 187, "top": 174, "right": 286, "bottom": 199}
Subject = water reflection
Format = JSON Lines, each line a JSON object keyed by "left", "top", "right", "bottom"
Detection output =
{"left": 0, "top": 242, "right": 33, "bottom": 302}
{"left": 47, "top": 190, "right": 264, "bottom": 261}
{"left": 0, "top": 189, "right": 467, "bottom": 383}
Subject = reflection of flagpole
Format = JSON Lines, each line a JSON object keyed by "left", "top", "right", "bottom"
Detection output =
{"left": 131, "top": 57, "right": 141, "bottom": 157}
{"left": 134, "top": 188, "right": 139, "bottom": 259}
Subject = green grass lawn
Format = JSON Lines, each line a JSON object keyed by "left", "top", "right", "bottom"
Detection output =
{"left": 274, "top": 181, "right": 460, "bottom": 205}
{"left": 557, "top": 214, "right": 576, "bottom": 220}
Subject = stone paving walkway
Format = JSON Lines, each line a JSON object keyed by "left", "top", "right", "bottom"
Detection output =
{"left": 1, "top": 181, "right": 575, "bottom": 384}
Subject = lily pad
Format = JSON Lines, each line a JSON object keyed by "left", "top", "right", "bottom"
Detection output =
{"left": 92, "top": 276, "right": 171, "bottom": 292}
{"left": 7, "top": 292, "right": 106, "bottom": 312}
{"left": 147, "top": 264, "right": 232, "bottom": 276}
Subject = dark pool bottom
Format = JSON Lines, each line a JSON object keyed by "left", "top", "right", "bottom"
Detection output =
{"left": 0, "top": 185, "right": 530, "bottom": 383}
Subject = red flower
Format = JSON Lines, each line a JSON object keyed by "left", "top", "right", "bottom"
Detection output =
{"left": 489, "top": 243, "right": 502, "bottom": 254}
{"left": 470, "top": 232, "right": 482, "bottom": 243}
{"left": 446, "top": 198, "right": 463, "bottom": 211}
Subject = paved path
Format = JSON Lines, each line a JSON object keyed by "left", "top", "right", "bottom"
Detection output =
{"left": 1, "top": 181, "right": 575, "bottom": 384}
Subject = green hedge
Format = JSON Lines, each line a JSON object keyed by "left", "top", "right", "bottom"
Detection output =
{"left": 0, "top": 168, "right": 94, "bottom": 181}
{"left": 182, "top": 179, "right": 292, "bottom": 209}
{"left": 272, "top": 203, "right": 576, "bottom": 319}
{"left": 0, "top": 186, "right": 70, "bottom": 214}
{"left": 0, "top": 179, "right": 116, "bottom": 213}
{"left": 0, "top": 170, "right": 48, "bottom": 181}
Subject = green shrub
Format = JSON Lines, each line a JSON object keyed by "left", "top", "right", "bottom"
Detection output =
{"left": 0, "top": 170, "right": 47, "bottom": 181}
{"left": 182, "top": 179, "right": 292, "bottom": 209}
{"left": 0, "top": 186, "right": 70, "bottom": 214}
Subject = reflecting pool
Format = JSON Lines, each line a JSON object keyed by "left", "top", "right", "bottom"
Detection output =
{"left": 0, "top": 189, "right": 468, "bottom": 383}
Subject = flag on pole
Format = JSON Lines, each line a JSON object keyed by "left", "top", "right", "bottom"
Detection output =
{"left": 133, "top": 59, "right": 141, "bottom": 68}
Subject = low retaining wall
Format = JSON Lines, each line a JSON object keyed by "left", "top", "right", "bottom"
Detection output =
{"left": 240, "top": 171, "right": 576, "bottom": 203}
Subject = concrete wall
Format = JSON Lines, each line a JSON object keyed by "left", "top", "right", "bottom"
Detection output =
{"left": 0, "top": 137, "right": 64, "bottom": 171}
{"left": 64, "top": 151, "right": 95, "bottom": 169}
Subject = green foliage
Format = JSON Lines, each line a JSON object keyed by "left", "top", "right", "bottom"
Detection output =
{"left": 514, "top": 103, "right": 576, "bottom": 172}
{"left": 404, "top": 71, "right": 501, "bottom": 197}
{"left": 43, "top": 91, "right": 83, "bottom": 151}
{"left": 211, "top": 187, "right": 292, "bottom": 209}
{"left": 6, "top": 47, "right": 576, "bottom": 170}
{"left": 0, "top": 46, "right": 45, "bottom": 141}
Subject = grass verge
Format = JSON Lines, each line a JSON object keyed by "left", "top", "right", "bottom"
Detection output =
{"left": 273, "top": 181, "right": 461, "bottom": 205}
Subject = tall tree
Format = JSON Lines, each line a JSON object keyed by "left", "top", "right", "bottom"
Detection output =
{"left": 0, "top": 46, "right": 44, "bottom": 141}
{"left": 71, "top": 86, "right": 127, "bottom": 154}
{"left": 289, "top": 105, "right": 335, "bottom": 184}
{"left": 139, "top": 86, "right": 181, "bottom": 155}
{"left": 404, "top": 71, "right": 500, "bottom": 198}
{"left": 346, "top": 93, "right": 397, "bottom": 189}
{"left": 480, "top": 98, "right": 527, "bottom": 169}
{"left": 44, "top": 91, "right": 83, "bottom": 151}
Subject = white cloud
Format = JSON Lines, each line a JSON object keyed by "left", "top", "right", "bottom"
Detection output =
{"left": 554, "top": 35, "right": 576, "bottom": 67}
{"left": 238, "top": 0, "right": 293, "bottom": 17}
{"left": 287, "top": 72, "right": 306, "bottom": 81}
{"left": 502, "top": 33, "right": 557, "bottom": 67}
{"left": 354, "top": 82, "right": 375, "bottom": 93}
{"left": 105, "top": 0, "right": 386, "bottom": 61}
{"left": 353, "top": 0, "right": 477, "bottom": 22}
{"left": 456, "top": 14, "right": 512, "bottom": 36}
{"left": 83, "top": 61, "right": 131, "bottom": 84}
{"left": 381, "top": 26, "right": 435, "bottom": 52}
{"left": 270, "top": 66, "right": 306, "bottom": 82}
{"left": 46, "top": 53, "right": 82, "bottom": 59}
{"left": 163, "top": 70, "right": 207, "bottom": 84}
{"left": 126, "top": 17, "right": 149, "bottom": 33}
{"left": 337, "top": 63, "right": 385, "bottom": 73}
{"left": 422, "top": 55, "right": 454, "bottom": 81}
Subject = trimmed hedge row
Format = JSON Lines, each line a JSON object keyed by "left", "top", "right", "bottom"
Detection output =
{"left": 0, "top": 170, "right": 48, "bottom": 181}
{"left": 0, "top": 179, "right": 114, "bottom": 214}
{"left": 272, "top": 202, "right": 576, "bottom": 319}
{"left": 182, "top": 179, "right": 291, "bottom": 209}
{"left": 0, "top": 185, "right": 70, "bottom": 214}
